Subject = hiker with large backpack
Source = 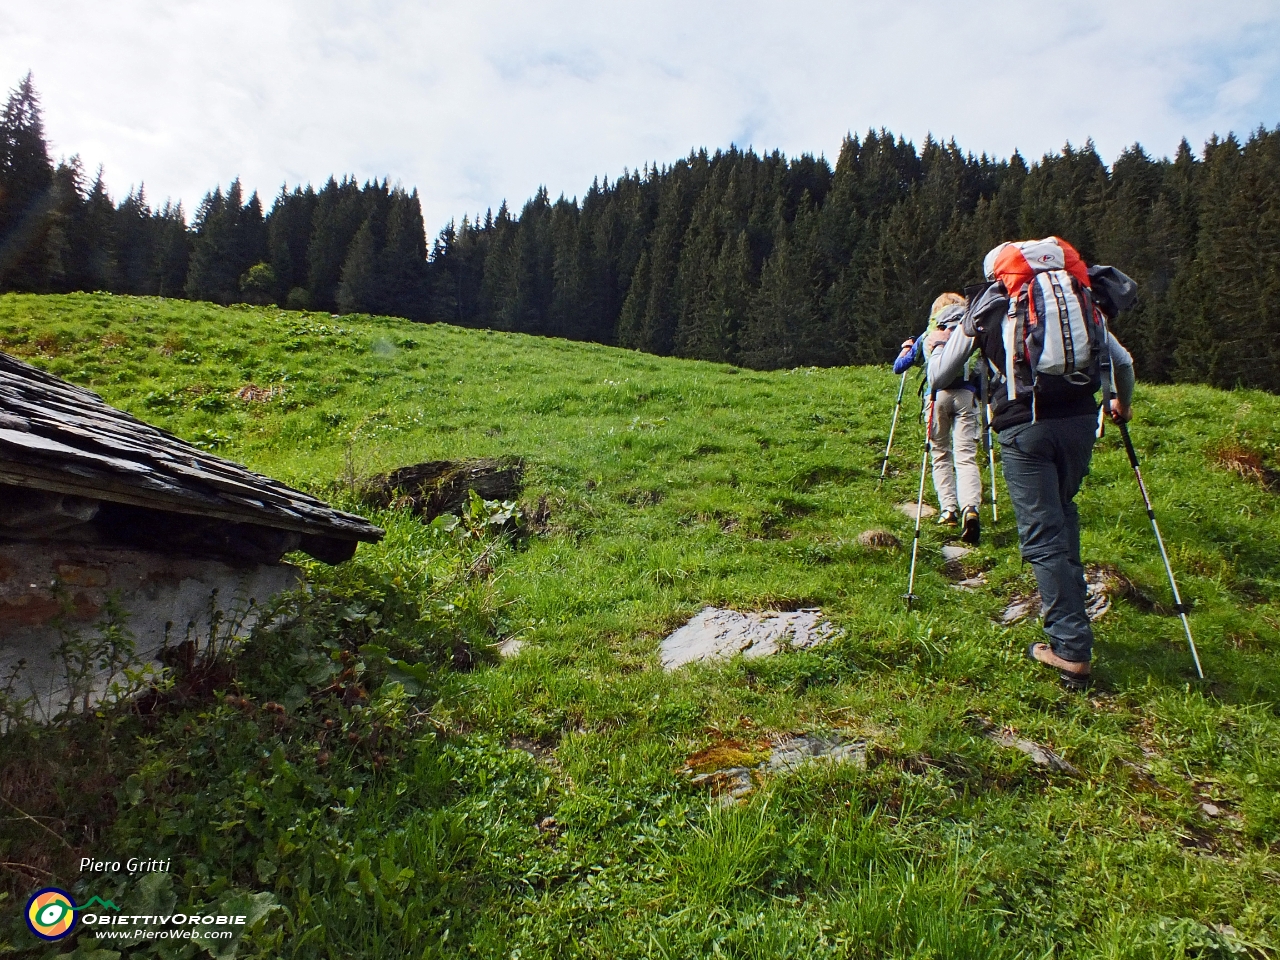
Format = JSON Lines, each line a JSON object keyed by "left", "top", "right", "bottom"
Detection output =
{"left": 893, "top": 293, "right": 985, "bottom": 544}
{"left": 927, "top": 238, "right": 1136, "bottom": 689}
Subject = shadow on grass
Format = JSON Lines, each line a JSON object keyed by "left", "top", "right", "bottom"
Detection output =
{"left": 1102, "top": 623, "right": 1280, "bottom": 705}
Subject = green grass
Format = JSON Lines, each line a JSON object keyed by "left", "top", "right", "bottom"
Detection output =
{"left": 1, "top": 292, "right": 1278, "bottom": 959}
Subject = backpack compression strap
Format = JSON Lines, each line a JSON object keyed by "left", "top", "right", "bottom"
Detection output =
{"left": 1097, "top": 313, "right": 1113, "bottom": 438}
{"left": 1002, "top": 298, "right": 1018, "bottom": 403}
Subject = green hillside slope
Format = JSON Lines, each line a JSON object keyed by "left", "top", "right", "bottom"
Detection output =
{"left": 2, "top": 292, "right": 1278, "bottom": 958}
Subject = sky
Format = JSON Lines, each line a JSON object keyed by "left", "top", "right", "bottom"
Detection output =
{"left": 4, "top": 0, "right": 1279, "bottom": 233}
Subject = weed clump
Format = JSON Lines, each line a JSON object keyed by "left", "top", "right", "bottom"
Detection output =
{"left": 857, "top": 528, "right": 901, "bottom": 550}
{"left": 1212, "top": 440, "right": 1280, "bottom": 490}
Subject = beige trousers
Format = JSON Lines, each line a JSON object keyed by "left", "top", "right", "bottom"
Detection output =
{"left": 927, "top": 388, "right": 983, "bottom": 514}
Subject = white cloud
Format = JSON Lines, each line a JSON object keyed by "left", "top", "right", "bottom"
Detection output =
{"left": 3, "top": 0, "right": 1277, "bottom": 231}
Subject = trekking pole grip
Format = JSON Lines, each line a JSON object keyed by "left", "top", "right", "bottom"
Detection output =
{"left": 1119, "top": 421, "right": 1140, "bottom": 469}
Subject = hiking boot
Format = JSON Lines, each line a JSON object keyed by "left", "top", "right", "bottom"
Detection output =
{"left": 960, "top": 506, "right": 980, "bottom": 545}
{"left": 937, "top": 509, "right": 960, "bottom": 527}
{"left": 1026, "top": 642, "right": 1091, "bottom": 691}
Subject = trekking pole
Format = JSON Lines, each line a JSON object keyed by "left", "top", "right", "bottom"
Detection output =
{"left": 1118, "top": 421, "right": 1205, "bottom": 680}
{"left": 978, "top": 364, "right": 998, "bottom": 523}
{"left": 877, "top": 370, "right": 909, "bottom": 489}
{"left": 904, "top": 390, "right": 937, "bottom": 610}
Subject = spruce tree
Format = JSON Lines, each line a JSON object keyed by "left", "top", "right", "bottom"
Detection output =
{"left": 426, "top": 219, "right": 462, "bottom": 321}
{"left": 83, "top": 167, "right": 120, "bottom": 291}
{"left": 40, "top": 157, "right": 86, "bottom": 293}
{"left": 740, "top": 214, "right": 802, "bottom": 369}
{"left": 508, "top": 187, "right": 554, "bottom": 334}
{"left": 152, "top": 201, "right": 191, "bottom": 298}
{"left": 184, "top": 186, "right": 233, "bottom": 302}
{"left": 115, "top": 185, "right": 154, "bottom": 295}
{"left": 479, "top": 201, "right": 518, "bottom": 329}
{"left": 1095, "top": 144, "right": 1165, "bottom": 379}
{"left": 338, "top": 215, "right": 382, "bottom": 315}
{"left": 616, "top": 249, "right": 651, "bottom": 349}
{"left": 183, "top": 179, "right": 265, "bottom": 304}
{"left": 672, "top": 168, "right": 731, "bottom": 361}
{"left": 548, "top": 193, "right": 589, "bottom": 340}
{"left": 267, "top": 185, "right": 318, "bottom": 306}
{"left": 0, "top": 73, "right": 55, "bottom": 290}
{"left": 1018, "top": 141, "right": 1108, "bottom": 259}
{"left": 623, "top": 171, "right": 687, "bottom": 354}
{"left": 381, "top": 189, "right": 427, "bottom": 320}
{"left": 307, "top": 177, "right": 366, "bottom": 311}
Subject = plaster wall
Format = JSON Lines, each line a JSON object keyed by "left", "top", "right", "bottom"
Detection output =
{"left": 0, "top": 541, "right": 300, "bottom": 717}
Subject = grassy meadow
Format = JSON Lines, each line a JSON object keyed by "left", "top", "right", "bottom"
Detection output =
{"left": 1, "top": 292, "right": 1279, "bottom": 959}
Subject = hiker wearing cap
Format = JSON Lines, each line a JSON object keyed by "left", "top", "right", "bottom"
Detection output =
{"left": 928, "top": 238, "right": 1136, "bottom": 689}
{"left": 896, "top": 293, "right": 983, "bottom": 543}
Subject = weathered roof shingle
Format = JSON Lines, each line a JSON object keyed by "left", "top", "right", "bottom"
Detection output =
{"left": 0, "top": 352, "right": 382, "bottom": 564}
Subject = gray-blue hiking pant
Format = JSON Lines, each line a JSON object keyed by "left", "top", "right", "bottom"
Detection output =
{"left": 998, "top": 414, "right": 1097, "bottom": 663}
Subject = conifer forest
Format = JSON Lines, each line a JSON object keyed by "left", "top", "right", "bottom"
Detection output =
{"left": 2, "top": 73, "right": 1278, "bottom": 390}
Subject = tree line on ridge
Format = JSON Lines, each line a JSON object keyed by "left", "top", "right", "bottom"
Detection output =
{"left": 2, "top": 73, "right": 1278, "bottom": 390}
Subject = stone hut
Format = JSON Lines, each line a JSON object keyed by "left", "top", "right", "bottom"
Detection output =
{"left": 0, "top": 352, "right": 383, "bottom": 708}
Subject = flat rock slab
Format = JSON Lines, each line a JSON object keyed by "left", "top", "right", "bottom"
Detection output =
{"left": 766, "top": 734, "right": 868, "bottom": 773}
{"left": 1001, "top": 595, "right": 1040, "bottom": 625}
{"left": 1000, "top": 566, "right": 1112, "bottom": 625}
{"left": 689, "top": 766, "right": 756, "bottom": 801}
{"left": 986, "top": 727, "right": 1080, "bottom": 775}
{"left": 897, "top": 502, "right": 938, "bottom": 519}
{"left": 689, "top": 733, "right": 868, "bottom": 803}
{"left": 940, "top": 545, "right": 973, "bottom": 562}
{"left": 1085, "top": 571, "right": 1112, "bottom": 620}
{"left": 660, "top": 607, "right": 839, "bottom": 670}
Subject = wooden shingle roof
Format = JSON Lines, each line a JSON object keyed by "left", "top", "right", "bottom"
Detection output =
{"left": 0, "top": 352, "right": 382, "bottom": 563}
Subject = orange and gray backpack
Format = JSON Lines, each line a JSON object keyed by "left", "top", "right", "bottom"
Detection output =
{"left": 963, "top": 237, "right": 1134, "bottom": 424}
